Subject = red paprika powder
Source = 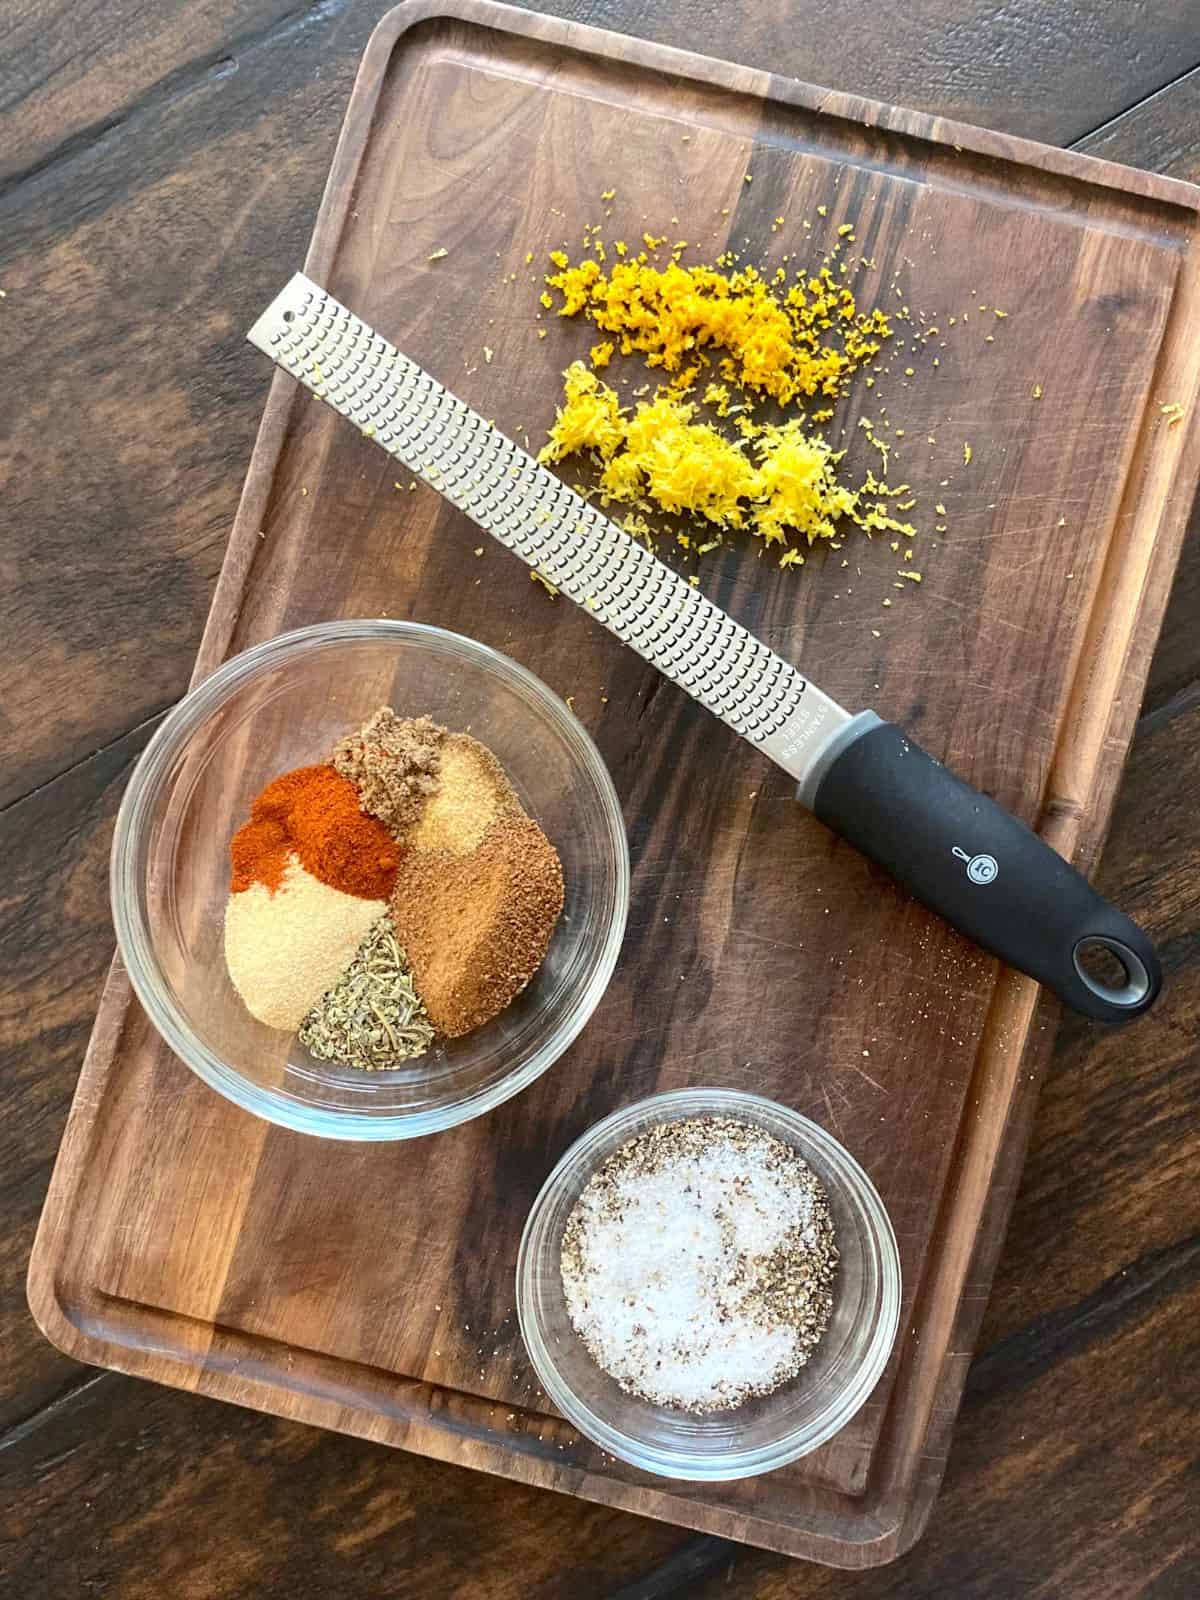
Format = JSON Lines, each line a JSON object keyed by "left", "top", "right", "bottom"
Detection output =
{"left": 230, "top": 764, "right": 399, "bottom": 899}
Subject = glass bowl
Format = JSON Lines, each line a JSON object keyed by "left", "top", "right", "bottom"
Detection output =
{"left": 111, "top": 620, "right": 629, "bottom": 1140}
{"left": 517, "top": 1088, "right": 901, "bottom": 1480}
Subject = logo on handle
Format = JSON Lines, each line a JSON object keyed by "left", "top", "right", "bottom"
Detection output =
{"left": 953, "top": 845, "right": 998, "bottom": 885}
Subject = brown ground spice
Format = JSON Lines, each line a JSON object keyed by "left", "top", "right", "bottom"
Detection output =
{"left": 332, "top": 709, "right": 445, "bottom": 838}
{"left": 391, "top": 813, "right": 564, "bottom": 1038}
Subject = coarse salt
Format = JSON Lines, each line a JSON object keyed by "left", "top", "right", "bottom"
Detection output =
{"left": 561, "top": 1117, "right": 837, "bottom": 1412}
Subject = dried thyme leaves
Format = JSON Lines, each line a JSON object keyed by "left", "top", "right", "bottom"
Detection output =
{"left": 299, "top": 917, "right": 434, "bottom": 1069}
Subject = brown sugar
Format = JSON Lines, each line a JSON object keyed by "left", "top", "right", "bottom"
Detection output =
{"left": 389, "top": 728, "right": 563, "bottom": 1035}
{"left": 391, "top": 813, "right": 564, "bottom": 1038}
{"left": 410, "top": 733, "right": 517, "bottom": 855}
{"left": 332, "top": 709, "right": 445, "bottom": 838}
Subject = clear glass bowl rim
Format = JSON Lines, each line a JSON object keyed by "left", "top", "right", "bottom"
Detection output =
{"left": 110, "top": 619, "right": 631, "bottom": 1141}
{"left": 516, "top": 1087, "right": 902, "bottom": 1480}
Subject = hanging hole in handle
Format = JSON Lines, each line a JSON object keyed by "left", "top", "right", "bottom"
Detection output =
{"left": 1072, "top": 936, "right": 1151, "bottom": 1008}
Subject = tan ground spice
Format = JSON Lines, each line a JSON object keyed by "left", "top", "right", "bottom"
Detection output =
{"left": 332, "top": 709, "right": 445, "bottom": 838}
{"left": 410, "top": 733, "right": 517, "bottom": 855}
{"left": 391, "top": 812, "right": 564, "bottom": 1037}
{"left": 224, "top": 854, "right": 385, "bottom": 1028}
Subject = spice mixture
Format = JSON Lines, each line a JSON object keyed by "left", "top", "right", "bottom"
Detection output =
{"left": 224, "top": 709, "right": 563, "bottom": 1066}
{"left": 561, "top": 1117, "right": 838, "bottom": 1413}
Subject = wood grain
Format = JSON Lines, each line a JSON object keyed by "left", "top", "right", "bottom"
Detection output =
{"left": 0, "top": 0, "right": 399, "bottom": 808}
{"left": 0, "top": 1373, "right": 684, "bottom": 1599}
{"left": 5, "top": 0, "right": 1200, "bottom": 1595}
{"left": 688, "top": 695, "right": 1200, "bottom": 1597}
{"left": 24, "top": 0, "right": 1200, "bottom": 1571}
{"left": 5, "top": 0, "right": 1200, "bottom": 191}
{"left": 0, "top": 0, "right": 302, "bottom": 187}
{"left": 4, "top": 0, "right": 1200, "bottom": 809}
{"left": 1079, "top": 68, "right": 1200, "bottom": 723}
{"left": 0, "top": 719, "right": 163, "bottom": 1428}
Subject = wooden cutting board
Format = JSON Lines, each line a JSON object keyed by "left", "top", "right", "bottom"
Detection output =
{"left": 29, "top": 0, "right": 1200, "bottom": 1567}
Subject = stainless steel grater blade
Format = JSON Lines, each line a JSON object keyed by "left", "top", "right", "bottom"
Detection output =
{"left": 246, "top": 271, "right": 1161, "bottom": 1023}
{"left": 247, "top": 272, "right": 867, "bottom": 798}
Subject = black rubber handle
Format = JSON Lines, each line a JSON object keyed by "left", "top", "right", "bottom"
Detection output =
{"left": 811, "top": 722, "right": 1160, "bottom": 1022}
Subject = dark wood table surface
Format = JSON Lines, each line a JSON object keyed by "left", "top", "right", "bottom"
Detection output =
{"left": 3, "top": 2, "right": 1199, "bottom": 1594}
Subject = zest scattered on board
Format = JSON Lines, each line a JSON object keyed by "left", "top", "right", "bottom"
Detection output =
{"left": 518, "top": 193, "right": 1022, "bottom": 601}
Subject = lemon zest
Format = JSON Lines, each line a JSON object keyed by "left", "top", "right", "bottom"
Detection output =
{"left": 540, "top": 363, "right": 913, "bottom": 561}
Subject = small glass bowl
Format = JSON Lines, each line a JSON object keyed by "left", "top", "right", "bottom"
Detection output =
{"left": 111, "top": 620, "right": 629, "bottom": 1140}
{"left": 517, "top": 1088, "right": 901, "bottom": 1480}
